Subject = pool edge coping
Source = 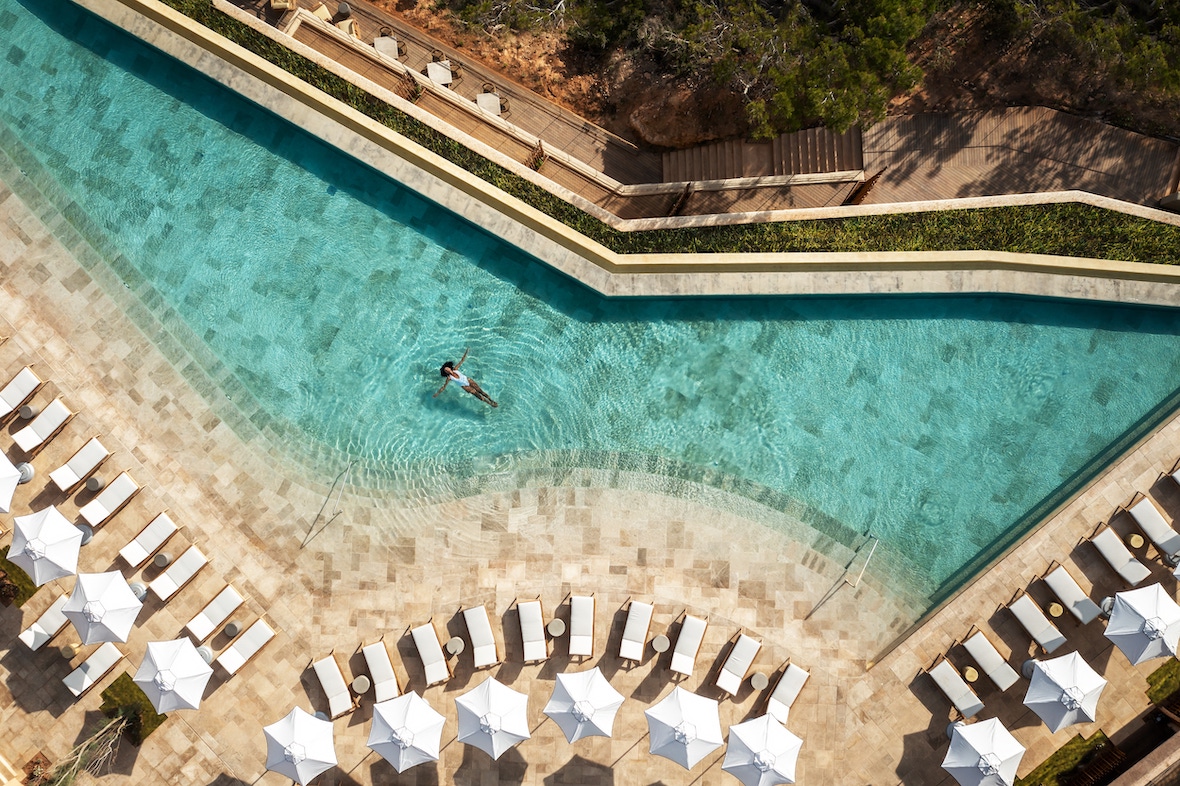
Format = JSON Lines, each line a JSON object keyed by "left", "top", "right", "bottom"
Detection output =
{"left": 70, "top": 0, "right": 1180, "bottom": 306}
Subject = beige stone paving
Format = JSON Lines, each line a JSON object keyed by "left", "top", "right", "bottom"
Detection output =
{"left": 1, "top": 174, "right": 1180, "bottom": 786}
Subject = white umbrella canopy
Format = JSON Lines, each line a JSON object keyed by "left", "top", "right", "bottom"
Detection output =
{"left": 543, "top": 668, "right": 626, "bottom": 743}
{"left": 456, "top": 677, "right": 531, "bottom": 760}
{"left": 1105, "top": 583, "right": 1180, "bottom": 665}
{"left": 368, "top": 692, "right": 446, "bottom": 773}
{"left": 264, "top": 707, "right": 337, "bottom": 786}
{"left": 1023, "top": 652, "right": 1107, "bottom": 733}
{"left": 133, "top": 638, "right": 214, "bottom": 713}
{"left": 645, "top": 686, "right": 724, "bottom": 770}
{"left": 63, "top": 571, "right": 143, "bottom": 644}
{"left": 722, "top": 714, "right": 803, "bottom": 786}
{"left": 941, "top": 718, "right": 1025, "bottom": 786}
{"left": 0, "top": 451, "right": 20, "bottom": 514}
{"left": 9, "top": 506, "right": 83, "bottom": 586}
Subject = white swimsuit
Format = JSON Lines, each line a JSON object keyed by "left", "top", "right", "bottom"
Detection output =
{"left": 452, "top": 372, "right": 470, "bottom": 388}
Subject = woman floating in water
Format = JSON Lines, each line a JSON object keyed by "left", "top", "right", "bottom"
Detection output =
{"left": 434, "top": 348, "right": 498, "bottom": 408}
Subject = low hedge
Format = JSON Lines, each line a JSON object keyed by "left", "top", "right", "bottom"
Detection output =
{"left": 0, "top": 545, "right": 39, "bottom": 607}
{"left": 1015, "top": 731, "right": 1110, "bottom": 786}
{"left": 156, "top": 0, "right": 1180, "bottom": 263}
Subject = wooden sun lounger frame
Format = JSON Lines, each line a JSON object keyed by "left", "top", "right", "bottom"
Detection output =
{"left": 959, "top": 625, "right": 1020, "bottom": 692}
{"left": 1120, "top": 491, "right": 1180, "bottom": 563}
{"left": 927, "top": 654, "right": 984, "bottom": 719}
{"left": 515, "top": 597, "right": 548, "bottom": 664}
{"left": 1006, "top": 589, "right": 1067, "bottom": 653}
{"left": 715, "top": 631, "right": 761, "bottom": 696}
{"left": 215, "top": 618, "right": 276, "bottom": 676}
{"left": 118, "top": 511, "right": 178, "bottom": 568}
{"left": 361, "top": 635, "right": 402, "bottom": 702}
{"left": 184, "top": 584, "right": 244, "bottom": 643}
{"left": 79, "top": 471, "right": 141, "bottom": 529}
{"left": 567, "top": 593, "right": 595, "bottom": 659}
{"left": 0, "top": 365, "right": 42, "bottom": 424}
{"left": 618, "top": 597, "right": 654, "bottom": 663}
{"left": 409, "top": 618, "right": 453, "bottom": 687}
{"left": 670, "top": 611, "right": 708, "bottom": 677}
{"left": 765, "top": 661, "right": 810, "bottom": 724}
{"left": 461, "top": 604, "right": 502, "bottom": 669}
{"left": 48, "top": 435, "right": 109, "bottom": 494}
{"left": 1087, "top": 522, "right": 1152, "bottom": 586}
{"left": 13, "top": 397, "right": 75, "bottom": 457}
{"left": 1040, "top": 561, "right": 1103, "bottom": 624}
{"left": 310, "top": 649, "right": 358, "bottom": 719}
{"left": 148, "top": 544, "right": 208, "bottom": 601}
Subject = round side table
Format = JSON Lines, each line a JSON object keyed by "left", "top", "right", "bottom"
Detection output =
{"left": 651, "top": 634, "right": 670, "bottom": 653}
{"left": 750, "top": 672, "right": 770, "bottom": 691}
{"left": 18, "top": 404, "right": 37, "bottom": 420}
{"left": 1128, "top": 533, "right": 1145, "bottom": 549}
{"left": 962, "top": 666, "right": 979, "bottom": 683}
{"left": 224, "top": 621, "right": 242, "bottom": 639}
{"left": 446, "top": 636, "right": 465, "bottom": 656}
{"left": 546, "top": 618, "right": 566, "bottom": 637}
{"left": 352, "top": 675, "right": 371, "bottom": 695}
{"left": 1047, "top": 602, "right": 1065, "bottom": 618}
{"left": 153, "top": 552, "right": 172, "bottom": 569}
{"left": 85, "top": 475, "right": 105, "bottom": 493}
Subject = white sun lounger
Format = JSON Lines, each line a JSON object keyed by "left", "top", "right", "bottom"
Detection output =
{"left": 48, "top": 437, "right": 110, "bottom": 493}
{"left": 0, "top": 366, "right": 42, "bottom": 421}
{"left": 79, "top": 471, "right": 139, "bottom": 528}
{"left": 18, "top": 593, "right": 69, "bottom": 651}
{"left": 1043, "top": 563, "right": 1103, "bottom": 624}
{"left": 463, "top": 605, "right": 501, "bottom": 668}
{"left": 149, "top": 545, "right": 208, "bottom": 601}
{"left": 927, "top": 656, "right": 984, "bottom": 719}
{"left": 716, "top": 633, "right": 761, "bottom": 695}
{"left": 184, "top": 585, "right": 244, "bottom": 642}
{"left": 568, "top": 594, "right": 595, "bottom": 657}
{"left": 1090, "top": 525, "right": 1152, "bottom": 586}
{"left": 518, "top": 600, "right": 547, "bottom": 663}
{"left": 13, "top": 398, "right": 73, "bottom": 455}
{"left": 313, "top": 651, "right": 356, "bottom": 719}
{"left": 363, "top": 638, "right": 401, "bottom": 702}
{"left": 216, "top": 619, "right": 275, "bottom": 676}
{"left": 411, "top": 621, "right": 451, "bottom": 686}
{"left": 671, "top": 614, "right": 708, "bottom": 676}
{"left": 1008, "top": 591, "right": 1066, "bottom": 653}
{"left": 766, "top": 663, "right": 810, "bottom": 724}
{"left": 619, "top": 600, "right": 653, "bottom": 662}
{"left": 962, "top": 628, "right": 1020, "bottom": 691}
{"left": 1126, "top": 493, "right": 1180, "bottom": 561}
{"left": 119, "top": 512, "right": 179, "bottom": 568}
{"left": 63, "top": 642, "right": 123, "bottom": 698}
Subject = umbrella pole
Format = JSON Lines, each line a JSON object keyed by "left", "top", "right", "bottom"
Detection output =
{"left": 611, "top": 731, "right": 649, "bottom": 767}
{"left": 345, "top": 749, "right": 375, "bottom": 776}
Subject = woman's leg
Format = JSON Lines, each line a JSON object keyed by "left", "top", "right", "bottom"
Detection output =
{"left": 464, "top": 382, "right": 498, "bottom": 407}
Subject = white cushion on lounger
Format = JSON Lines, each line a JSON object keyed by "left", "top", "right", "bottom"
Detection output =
{"left": 185, "top": 585, "right": 243, "bottom": 642}
{"left": 767, "top": 664, "right": 809, "bottom": 724}
{"left": 671, "top": 614, "right": 707, "bottom": 676}
{"left": 928, "top": 658, "right": 984, "bottom": 719}
{"left": 1091, "top": 526, "right": 1152, "bottom": 586}
{"left": 1130, "top": 497, "right": 1180, "bottom": 559}
{"left": 63, "top": 642, "right": 123, "bottom": 698}
{"left": 13, "top": 398, "right": 72, "bottom": 453}
{"left": 363, "top": 641, "right": 400, "bottom": 702}
{"left": 962, "top": 630, "right": 1019, "bottom": 691}
{"left": 216, "top": 619, "right": 275, "bottom": 675}
{"left": 1044, "top": 565, "right": 1102, "bottom": 624}
{"left": 149, "top": 545, "right": 207, "bottom": 601}
{"left": 518, "top": 601, "right": 547, "bottom": 662}
{"left": 119, "top": 512, "right": 177, "bottom": 568}
{"left": 0, "top": 366, "right": 40, "bottom": 417}
{"left": 716, "top": 634, "right": 761, "bottom": 695}
{"left": 619, "top": 601, "right": 653, "bottom": 661}
{"left": 313, "top": 654, "right": 354, "bottom": 718}
{"left": 464, "top": 606, "right": 500, "bottom": 668}
{"left": 569, "top": 595, "right": 594, "bottom": 657}
{"left": 49, "top": 438, "right": 109, "bottom": 492}
{"left": 19, "top": 593, "right": 69, "bottom": 651}
{"left": 1009, "top": 593, "right": 1066, "bottom": 653}
{"left": 79, "top": 472, "right": 139, "bottom": 527}
{"left": 412, "top": 623, "right": 449, "bottom": 685}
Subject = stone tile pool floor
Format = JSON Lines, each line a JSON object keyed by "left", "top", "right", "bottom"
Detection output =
{"left": 1, "top": 179, "right": 1179, "bottom": 784}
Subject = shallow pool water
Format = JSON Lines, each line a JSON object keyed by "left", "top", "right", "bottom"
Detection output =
{"left": 5, "top": 0, "right": 1180, "bottom": 603}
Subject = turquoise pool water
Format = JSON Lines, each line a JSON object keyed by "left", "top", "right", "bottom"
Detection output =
{"left": 5, "top": 0, "right": 1180, "bottom": 604}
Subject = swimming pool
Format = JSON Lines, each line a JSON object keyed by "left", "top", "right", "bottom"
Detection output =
{"left": 6, "top": 0, "right": 1180, "bottom": 605}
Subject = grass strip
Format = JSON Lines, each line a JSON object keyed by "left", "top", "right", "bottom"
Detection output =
{"left": 1147, "top": 657, "right": 1180, "bottom": 704}
{"left": 0, "top": 545, "right": 40, "bottom": 607}
{"left": 100, "top": 673, "right": 168, "bottom": 745}
{"left": 157, "top": 0, "right": 1180, "bottom": 263}
{"left": 1015, "top": 731, "right": 1110, "bottom": 786}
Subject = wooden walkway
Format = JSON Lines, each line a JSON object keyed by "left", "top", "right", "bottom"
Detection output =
{"left": 226, "top": 0, "right": 1179, "bottom": 222}
{"left": 862, "top": 107, "right": 1180, "bottom": 206}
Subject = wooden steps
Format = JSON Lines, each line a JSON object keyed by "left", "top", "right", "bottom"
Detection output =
{"left": 663, "top": 128, "right": 863, "bottom": 182}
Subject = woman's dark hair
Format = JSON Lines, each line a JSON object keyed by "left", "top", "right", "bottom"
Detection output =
{"left": 440, "top": 361, "right": 455, "bottom": 378}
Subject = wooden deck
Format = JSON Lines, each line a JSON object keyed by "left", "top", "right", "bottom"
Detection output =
{"left": 862, "top": 107, "right": 1180, "bottom": 206}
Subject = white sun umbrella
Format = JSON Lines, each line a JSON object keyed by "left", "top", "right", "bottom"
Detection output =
{"left": 544, "top": 667, "right": 626, "bottom": 743}
{"left": 1023, "top": 651, "right": 1107, "bottom": 733}
{"left": 1105, "top": 583, "right": 1180, "bottom": 665}
{"left": 0, "top": 451, "right": 20, "bottom": 514}
{"left": 63, "top": 571, "right": 143, "bottom": 644}
{"left": 722, "top": 713, "right": 803, "bottom": 786}
{"left": 9, "top": 506, "right": 83, "bottom": 585}
{"left": 264, "top": 707, "right": 337, "bottom": 786}
{"left": 941, "top": 718, "right": 1025, "bottom": 786}
{"left": 133, "top": 638, "right": 214, "bottom": 713}
{"left": 368, "top": 692, "right": 446, "bottom": 773}
{"left": 645, "top": 686, "right": 724, "bottom": 770}
{"left": 456, "top": 677, "right": 531, "bottom": 760}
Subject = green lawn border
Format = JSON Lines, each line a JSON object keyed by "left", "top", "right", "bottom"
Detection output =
{"left": 99, "top": 673, "right": 168, "bottom": 746}
{"left": 0, "top": 545, "right": 40, "bottom": 607}
{"left": 1015, "top": 730, "right": 1110, "bottom": 786}
{"left": 153, "top": 0, "right": 1180, "bottom": 265}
